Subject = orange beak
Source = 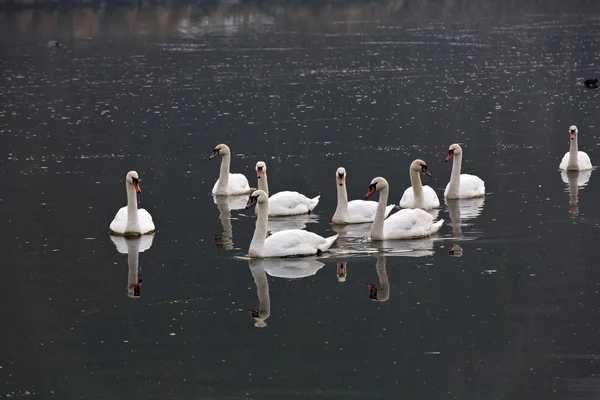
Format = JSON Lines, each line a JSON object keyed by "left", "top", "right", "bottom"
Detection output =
{"left": 133, "top": 182, "right": 141, "bottom": 193}
{"left": 365, "top": 186, "right": 376, "bottom": 199}
{"left": 257, "top": 169, "right": 263, "bottom": 179}
{"left": 570, "top": 132, "right": 576, "bottom": 140}
{"left": 337, "top": 177, "right": 344, "bottom": 186}
{"left": 445, "top": 151, "right": 454, "bottom": 162}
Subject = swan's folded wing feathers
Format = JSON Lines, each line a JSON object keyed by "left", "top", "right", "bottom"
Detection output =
{"left": 459, "top": 174, "right": 485, "bottom": 197}
{"left": 263, "top": 229, "right": 334, "bottom": 257}
{"left": 109, "top": 206, "right": 128, "bottom": 233}
{"left": 138, "top": 208, "right": 156, "bottom": 233}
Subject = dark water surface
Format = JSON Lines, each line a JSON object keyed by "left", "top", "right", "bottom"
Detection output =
{"left": 2, "top": 0, "right": 600, "bottom": 398}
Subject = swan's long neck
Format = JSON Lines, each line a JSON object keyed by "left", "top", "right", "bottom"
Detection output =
{"left": 250, "top": 265, "right": 270, "bottom": 325}
{"left": 216, "top": 153, "right": 231, "bottom": 192}
{"left": 447, "top": 153, "right": 462, "bottom": 198}
{"left": 332, "top": 182, "right": 349, "bottom": 222}
{"left": 410, "top": 168, "right": 425, "bottom": 206}
{"left": 249, "top": 201, "right": 269, "bottom": 257}
{"left": 257, "top": 171, "right": 269, "bottom": 196}
{"left": 371, "top": 186, "right": 389, "bottom": 240}
{"left": 125, "top": 182, "right": 140, "bottom": 232}
{"left": 568, "top": 137, "right": 579, "bottom": 170}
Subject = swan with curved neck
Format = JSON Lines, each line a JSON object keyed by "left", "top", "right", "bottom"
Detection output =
{"left": 109, "top": 171, "right": 155, "bottom": 237}
{"left": 332, "top": 167, "right": 394, "bottom": 224}
{"left": 444, "top": 144, "right": 485, "bottom": 199}
{"left": 399, "top": 159, "right": 440, "bottom": 209}
{"left": 559, "top": 125, "right": 592, "bottom": 171}
{"left": 209, "top": 144, "right": 253, "bottom": 195}
{"left": 255, "top": 161, "right": 320, "bottom": 216}
{"left": 366, "top": 177, "right": 444, "bottom": 240}
{"left": 245, "top": 190, "right": 338, "bottom": 258}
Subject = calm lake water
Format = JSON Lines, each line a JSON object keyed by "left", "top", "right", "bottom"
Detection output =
{"left": 2, "top": 0, "right": 600, "bottom": 398}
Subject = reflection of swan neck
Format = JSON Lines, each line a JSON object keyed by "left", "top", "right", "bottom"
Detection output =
{"left": 447, "top": 200, "right": 462, "bottom": 238}
{"left": 215, "top": 196, "right": 233, "bottom": 250}
{"left": 257, "top": 170, "right": 269, "bottom": 197}
{"left": 250, "top": 264, "right": 270, "bottom": 328}
{"left": 447, "top": 153, "right": 462, "bottom": 198}
{"left": 409, "top": 167, "right": 424, "bottom": 204}
{"left": 567, "top": 171, "right": 580, "bottom": 216}
{"left": 371, "top": 185, "right": 389, "bottom": 240}
{"left": 216, "top": 153, "right": 231, "bottom": 192}
{"left": 126, "top": 239, "right": 141, "bottom": 298}
{"left": 125, "top": 181, "right": 140, "bottom": 232}
{"left": 336, "top": 262, "right": 347, "bottom": 282}
{"left": 371, "top": 254, "right": 389, "bottom": 301}
{"left": 249, "top": 200, "right": 269, "bottom": 256}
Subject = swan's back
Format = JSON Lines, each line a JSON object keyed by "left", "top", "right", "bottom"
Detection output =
{"left": 383, "top": 209, "right": 443, "bottom": 239}
{"left": 559, "top": 151, "right": 593, "bottom": 171}
{"left": 346, "top": 200, "right": 394, "bottom": 223}
{"left": 399, "top": 186, "right": 440, "bottom": 209}
{"left": 212, "top": 173, "right": 252, "bottom": 195}
{"left": 268, "top": 191, "right": 320, "bottom": 216}
{"left": 444, "top": 174, "right": 485, "bottom": 198}
{"left": 262, "top": 229, "right": 338, "bottom": 257}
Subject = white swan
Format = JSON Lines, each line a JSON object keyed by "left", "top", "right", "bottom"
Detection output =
{"left": 332, "top": 167, "right": 394, "bottom": 224}
{"left": 109, "top": 171, "right": 155, "bottom": 237}
{"left": 444, "top": 144, "right": 485, "bottom": 199}
{"left": 245, "top": 190, "right": 338, "bottom": 258}
{"left": 559, "top": 125, "right": 593, "bottom": 171}
{"left": 367, "top": 177, "right": 444, "bottom": 240}
{"left": 210, "top": 144, "right": 253, "bottom": 195}
{"left": 399, "top": 159, "right": 440, "bottom": 209}
{"left": 255, "top": 161, "right": 320, "bottom": 216}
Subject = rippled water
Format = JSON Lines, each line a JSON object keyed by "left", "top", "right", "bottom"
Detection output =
{"left": 2, "top": 0, "right": 600, "bottom": 398}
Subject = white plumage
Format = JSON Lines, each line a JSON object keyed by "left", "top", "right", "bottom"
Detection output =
{"left": 399, "top": 159, "right": 440, "bottom": 209}
{"left": 444, "top": 144, "right": 485, "bottom": 199}
{"left": 109, "top": 171, "right": 155, "bottom": 236}
{"left": 210, "top": 144, "right": 253, "bottom": 195}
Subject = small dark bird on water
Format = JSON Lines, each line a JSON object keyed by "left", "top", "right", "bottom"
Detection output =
{"left": 584, "top": 78, "right": 598, "bottom": 89}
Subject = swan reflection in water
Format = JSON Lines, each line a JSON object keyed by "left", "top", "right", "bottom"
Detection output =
{"left": 110, "top": 234, "right": 155, "bottom": 298}
{"left": 367, "top": 253, "right": 389, "bottom": 302}
{"left": 336, "top": 262, "right": 347, "bottom": 282}
{"left": 247, "top": 257, "right": 325, "bottom": 328}
{"left": 444, "top": 197, "right": 485, "bottom": 257}
{"left": 213, "top": 194, "right": 247, "bottom": 250}
{"left": 561, "top": 169, "right": 592, "bottom": 217}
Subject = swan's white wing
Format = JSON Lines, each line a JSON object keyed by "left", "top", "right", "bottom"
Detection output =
{"left": 559, "top": 152, "right": 570, "bottom": 170}
{"left": 578, "top": 151, "right": 593, "bottom": 170}
{"left": 558, "top": 151, "right": 592, "bottom": 171}
{"left": 458, "top": 174, "right": 485, "bottom": 198}
{"left": 262, "top": 229, "right": 338, "bottom": 257}
{"left": 138, "top": 208, "right": 155, "bottom": 234}
{"left": 109, "top": 206, "right": 128, "bottom": 234}
{"left": 261, "top": 258, "right": 325, "bottom": 279}
{"left": 212, "top": 173, "right": 253, "bottom": 195}
{"left": 383, "top": 209, "right": 443, "bottom": 239}
{"left": 399, "top": 186, "right": 440, "bottom": 209}
{"left": 268, "top": 191, "right": 315, "bottom": 216}
{"left": 347, "top": 200, "right": 378, "bottom": 223}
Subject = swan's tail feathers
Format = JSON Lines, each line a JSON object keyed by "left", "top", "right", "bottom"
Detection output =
{"left": 308, "top": 195, "right": 321, "bottom": 212}
{"left": 318, "top": 234, "right": 339, "bottom": 252}
{"left": 384, "top": 204, "right": 395, "bottom": 219}
{"left": 430, "top": 219, "right": 445, "bottom": 235}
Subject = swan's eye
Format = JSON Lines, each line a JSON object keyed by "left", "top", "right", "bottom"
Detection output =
{"left": 338, "top": 173, "right": 344, "bottom": 178}
{"left": 132, "top": 177, "right": 139, "bottom": 184}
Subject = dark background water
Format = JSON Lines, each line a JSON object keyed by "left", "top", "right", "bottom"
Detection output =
{"left": 2, "top": 0, "right": 600, "bottom": 398}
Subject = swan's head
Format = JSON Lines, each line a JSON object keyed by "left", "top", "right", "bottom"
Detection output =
{"left": 365, "top": 177, "right": 388, "bottom": 199}
{"left": 245, "top": 190, "right": 268, "bottom": 209}
{"left": 446, "top": 143, "right": 462, "bottom": 161}
{"left": 209, "top": 143, "right": 230, "bottom": 159}
{"left": 410, "top": 159, "right": 432, "bottom": 176}
{"left": 569, "top": 125, "right": 578, "bottom": 140}
{"left": 126, "top": 171, "right": 141, "bottom": 193}
{"left": 336, "top": 262, "right": 347, "bottom": 282}
{"left": 336, "top": 167, "right": 346, "bottom": 186}
{"left": 255, "top": 161, "right": 267, "bottom": 179}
